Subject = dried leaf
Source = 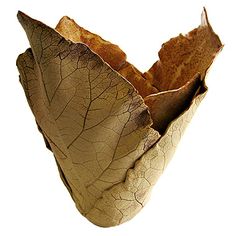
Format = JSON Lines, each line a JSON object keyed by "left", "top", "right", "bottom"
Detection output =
{"left": 143, "top": 9, "right": 222, "bottom": 91}
{"left": 144, "top": 74, "right": 205, "bottom": 134}
{"left": 16, "top": 8, "right": 222, "bottom": 227}
{"left": 56, "top": 16, "right": 158, "bottom": 97}
{"left": 55, "top": 16, "right": 127, "bottom": 71}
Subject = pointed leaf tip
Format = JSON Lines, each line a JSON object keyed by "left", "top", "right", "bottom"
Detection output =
{"left": 201, "top": 7, "right": 209, "bottom": 26}
{"left": 17, "top": 11, "right": 29, "bottom": 26}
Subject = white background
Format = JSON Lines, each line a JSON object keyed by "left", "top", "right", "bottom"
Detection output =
{"left": 1, "top": 0, "right": 235, "bottom": 235}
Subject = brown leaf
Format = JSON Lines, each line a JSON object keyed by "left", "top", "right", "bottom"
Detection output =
{"left": 55, "top": 16, "right": 127, "bottom": 71}
{"left": 143, "top": 8, "right": 222, "bottom": 91}
{"left": 16, "top": 8, "right": 222, "bottom": 227}
{"left": 56, "top": 16, "right": 158, "bottom": 97}
{"left": 144, "top": 74, "right": 206, "bottom": 134}
{"left": 17, "top": 11, "right": 159, "bottom": 223}
{"left": 86, "top": 89, "right": 206, "bottom": 226}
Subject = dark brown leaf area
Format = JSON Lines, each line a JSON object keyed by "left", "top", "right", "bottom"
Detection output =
{"left": 144, "top": 75, "right": 206, "bottom": 134}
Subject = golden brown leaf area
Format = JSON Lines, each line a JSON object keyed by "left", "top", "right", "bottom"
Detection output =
{"left": 16, "top": 9, "right": 222, "bottom": 227}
